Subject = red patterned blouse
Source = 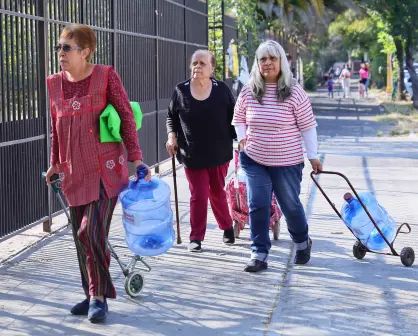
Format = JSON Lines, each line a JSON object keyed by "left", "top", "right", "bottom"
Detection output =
{"left": 50, "top": 67, "right": 143, "bottom": 166}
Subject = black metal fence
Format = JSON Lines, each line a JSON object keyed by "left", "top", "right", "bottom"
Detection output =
{"left": 0, "top": 0, "right": 208, "bottom": 238}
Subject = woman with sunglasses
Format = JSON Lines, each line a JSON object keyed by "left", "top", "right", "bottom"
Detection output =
{"left": 45, "top": 24, "right": 150, "bottom": 323}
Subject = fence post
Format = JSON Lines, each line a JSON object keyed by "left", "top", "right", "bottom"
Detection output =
{"left": 221, "top": 0, "right": 225, "bottom": 82}
{"left": 184, "top": 0, "right": 187, "bottom": 87}
{"left": 112, "top": 0, "right": 118, "bottom": 69}
{"left": 38, "top": 0, "right": 51, "bottom": 232}
{"left": 154, "top": 0, "right": 160, "bottom": 173}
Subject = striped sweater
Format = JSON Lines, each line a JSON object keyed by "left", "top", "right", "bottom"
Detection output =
{"left": 232, "top": 83, "right": 317, "bottom": 166}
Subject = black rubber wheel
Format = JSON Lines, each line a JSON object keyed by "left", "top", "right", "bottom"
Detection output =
{"left": 233, "top": 221, "right": 240, "bottom": 238}
{"left": 353, "top": 241, "right": 367, "bottom": 260}
{"left": 124, "top": 271, "right": 145, "bottom": 298}
{"left": 273, "top": 221, "right": 280, "bottom": 241}
{"left": 400, "top": 247, "right": 415, "bottom": 267}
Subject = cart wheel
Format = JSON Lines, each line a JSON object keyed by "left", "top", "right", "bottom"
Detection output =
{"left": 400, "top": 247, "right": 415, "bottom": 267}
{"left": 273, "top": 221, "right": 280, "bottom": 241}
{"left": 233, "top": 221, "right": 240, "bottom": 238}
{"left": 353, "top": 241, "right": 367, "bottom": 260}
{"left": 124, "top": 271, "right": 145, "bottom": 298}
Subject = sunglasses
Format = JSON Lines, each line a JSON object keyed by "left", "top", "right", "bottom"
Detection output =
{"left": 54, "top": 44, "right": 82, "bottom": 53}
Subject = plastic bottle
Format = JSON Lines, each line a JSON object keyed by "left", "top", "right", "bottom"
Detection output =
{"left": 119, "top": 165, "right": 174, "bottom": 256}
{"left": 341, "top": 192, "right": 397, "bottom": 251}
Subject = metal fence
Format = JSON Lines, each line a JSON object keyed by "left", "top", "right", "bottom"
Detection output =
{"left": 0, "top": 0, "right": 208, "bottom": 238}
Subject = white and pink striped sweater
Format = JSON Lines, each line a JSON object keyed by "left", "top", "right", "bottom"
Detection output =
{"left": 232, "top": 83, "right": 318, "bottom": 166}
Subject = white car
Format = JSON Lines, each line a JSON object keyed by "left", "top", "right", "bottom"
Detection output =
{"left": 404, "top": 71, "right": 412, "bottom": 94}
{"left": 403, "top": 63, "right": 418, "bottom": 94}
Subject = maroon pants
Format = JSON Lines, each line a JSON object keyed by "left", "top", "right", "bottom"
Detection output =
{"left": 184, "top": 162, "right": 233, "bottom": 241}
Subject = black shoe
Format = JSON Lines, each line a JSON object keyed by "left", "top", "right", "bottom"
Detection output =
{"left": 223, "top": 227, "right": 235, "bottom": 245}
{"left": 294, "top": 238, "right": 312, "bottom": 265}
{"left": 88, "top": 298, "right": 108, "bottom": 323}
{"left": 244, "top": 259, "right": 268, "bottom": 272}
{"left": 70, "top": 298, "right": 90, "bottom": 315}
{"left": 188, "top": 240, "right": 202, "bottom": 252}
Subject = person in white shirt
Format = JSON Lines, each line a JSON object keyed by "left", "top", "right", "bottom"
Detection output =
{"left": 339, "top": 65, "right": 351, "bottom": 98}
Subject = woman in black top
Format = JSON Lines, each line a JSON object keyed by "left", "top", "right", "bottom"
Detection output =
{"left": 166, "top": 49, "right": 236, "bottom": 252}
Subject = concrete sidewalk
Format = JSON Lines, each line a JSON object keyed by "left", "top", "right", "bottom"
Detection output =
{"left": 1, "top": 93, "right": 418, "bottom": 336}
{"left": 0, "top": 150, "right": 313, "bottom": 336}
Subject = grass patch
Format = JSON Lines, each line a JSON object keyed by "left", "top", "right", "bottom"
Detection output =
{"left": 389, "top": 129, "right": 411, "bottom": 136}
{"left": 370, "top": 89, "right": 418, "bottom": 136}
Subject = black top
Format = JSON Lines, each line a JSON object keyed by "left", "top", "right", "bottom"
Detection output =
{"left": 166, "top": 78, "right": 236, "bottom": 169}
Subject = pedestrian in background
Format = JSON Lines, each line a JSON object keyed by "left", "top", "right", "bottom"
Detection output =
{"left": 339, "top": 64, "right": 351, "bottom": 98}
{"left": 232, "top": 40, "right": 322, "bottom": 273}
{"left": 45, "top": 24, "right": 150, "bottom": 323}
{"left": 166, "top": 50, "right": 237, "bottom": 252}
{"left": 327, "top": 76, "right": 334, "bottom": 98}
{"left": 365, "top": 62, "right": 371, "bottom": 97}
{"left": 359, "top": 63, "right": 369, "bottom": 99}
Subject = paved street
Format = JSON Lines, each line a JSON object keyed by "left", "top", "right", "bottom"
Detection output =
{"left": 1, "top": 92, "right": 417, "bottom": 336}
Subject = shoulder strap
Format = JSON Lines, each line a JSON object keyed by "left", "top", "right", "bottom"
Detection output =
{"left": 46, "top": 73, "right": 63, "bottom": 104}
{"left": 89, "top": 64, "right": 112, "bottom": 110}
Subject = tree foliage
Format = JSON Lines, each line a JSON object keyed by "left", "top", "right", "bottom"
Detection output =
{"left": 359, "top": 0, "right": 418, "bottom": 105}
{"left": 208, "top": 0, "right": 261, "bottom": 80}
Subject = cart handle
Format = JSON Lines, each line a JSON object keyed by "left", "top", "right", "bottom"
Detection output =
{"left": 310, "top": 171, "right": 365, "bottom": 220}
{"left": 41, "top": 172, "right": 61, "bottom": 193}
{"left": 396, "top": 222, "right": 412, "bottom": 236}
{"left": 310, "top": 170, "right": 398, "bottom": 255}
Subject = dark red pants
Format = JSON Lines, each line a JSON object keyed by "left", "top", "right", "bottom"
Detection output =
{"left": 184, "top": 162, "right": 233, "bottom": 241}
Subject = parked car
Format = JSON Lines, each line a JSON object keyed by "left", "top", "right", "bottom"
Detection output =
{"left": 403, "top": 65, "right": 418, "bottom": 95}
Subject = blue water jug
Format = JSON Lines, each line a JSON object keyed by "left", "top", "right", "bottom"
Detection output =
{"left": 341, "top": 192, "right": 397, "bottom": 251}
{"left": 119, "top": 165, "right": 174, "bottom": 256}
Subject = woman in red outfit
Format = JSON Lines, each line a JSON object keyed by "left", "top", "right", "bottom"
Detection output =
{"left": 45, "top": 24, "right": 150, "bottom": 323}
{"left": 166, "top": 50, "right": 236, "bottom": 252}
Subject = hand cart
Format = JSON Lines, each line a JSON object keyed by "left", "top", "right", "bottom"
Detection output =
{"left": 226, "top": 150, "right": 281, "bottom": 240}
{"left": 311, "top": 171, "right": 415, "bottom": 267}
{"left": 42, "top": 172, "right": 151, "bottom": 297}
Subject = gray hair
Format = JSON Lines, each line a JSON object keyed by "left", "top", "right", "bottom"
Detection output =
{"left": 189, "top": 49, "right": 216, "bottom": 75}
{"left": 249, "top": 40, "right": 296, "bottom": 103}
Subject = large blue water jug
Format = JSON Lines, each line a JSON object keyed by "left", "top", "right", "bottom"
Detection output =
{"left": 119, "top": 165, "right": 174, "bottom": 256}
{"left": 341, "top": 192, "right": 397, "bottom": 251}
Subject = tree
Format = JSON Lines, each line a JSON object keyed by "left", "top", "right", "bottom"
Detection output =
{"left": 257, "top": 0, "right": 355, "bottom": 79}
{"left": 208, "top": 0, "right": 261, "bottom": 80}
{"left": 328, "top": 8, "right": 396, "bottom": 88}
{"left": 360, "top": 0, "right": 418, "bottom": 106}
{"left": 328, "top": 10, "right": 378, "bottom": 65}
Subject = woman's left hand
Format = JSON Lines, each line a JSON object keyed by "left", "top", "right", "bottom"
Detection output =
{"left": 133, "top": 160, "right": 152, "bottom": 181}
{"left": 310, "top": 158, "right": 322, "bottom": 174}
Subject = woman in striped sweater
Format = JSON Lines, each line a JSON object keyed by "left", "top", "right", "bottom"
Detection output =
{"left": 232, "top": 40, "right": 322, "bottom": 272}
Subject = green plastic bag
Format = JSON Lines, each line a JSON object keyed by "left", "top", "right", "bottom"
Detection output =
{"left": 100, "top": 102, "right": 143, "bottom": 143}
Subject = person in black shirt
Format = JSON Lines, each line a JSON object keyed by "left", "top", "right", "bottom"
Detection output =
{"left": 166, "top": 50, "right": 236, "bottom": 252}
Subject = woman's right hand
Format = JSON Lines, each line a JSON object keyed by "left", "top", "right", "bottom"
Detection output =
{"left": 45, "top": 165, "right": 58, "bottom": 184}
{"left": 166, "top": 134, "right": 178, "bottom": 157}
{"left": 238, "top": 139, "right": 247, "bottom": 152}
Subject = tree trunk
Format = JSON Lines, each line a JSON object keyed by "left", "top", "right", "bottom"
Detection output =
{"left": 347, "top": 51, "right": 352, "bottom": 69}
{"left": 395, "top": 39, "right": 407, "bottom": 101}
{"left": 405, "top": 36, "right": 418, "bottom": 109}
